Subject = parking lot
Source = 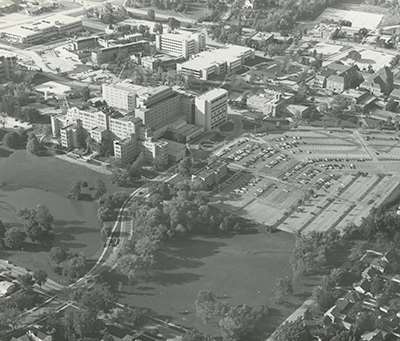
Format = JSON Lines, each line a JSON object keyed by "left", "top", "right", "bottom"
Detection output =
{"left": 214, "top": 129, "right": 400, "bottom": 235}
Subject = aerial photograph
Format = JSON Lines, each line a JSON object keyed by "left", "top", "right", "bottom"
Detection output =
{"left": 1, "top": 0, "right": 400, "bottom": 340}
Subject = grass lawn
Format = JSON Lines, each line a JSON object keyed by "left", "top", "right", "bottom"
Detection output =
{"left": 118, "top": 232, "right": 298, "bottom": 336}
{"left": 0, "top": 150, "right": 123, "bottom": 281}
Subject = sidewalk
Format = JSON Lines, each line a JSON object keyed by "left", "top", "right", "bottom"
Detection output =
{"left": 54, "top": 154, "right": 112, "bottom": 175}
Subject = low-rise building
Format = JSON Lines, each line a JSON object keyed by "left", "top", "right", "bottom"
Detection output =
{"left": 0, "top": 14, "right": 82, "bottom": 45}
{"left": 141, "top": 54, "right": 181, "bottom": 72}
{"left": 0, "top": 280, "right": 17, "bottom": 297}
{"left": 248, "top": 90, "right": 294, "bottom": 117}
{"left": 91, "top": 40, "right": 149, "bottom": 65}
{"left": 192, "top": 161, "right": 228, "bottom": 187}
{"left": 177, "top": 45, "right": 255, "bottom": 80}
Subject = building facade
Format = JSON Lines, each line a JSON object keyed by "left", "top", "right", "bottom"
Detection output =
{"left": 177, "top": 45, "right": 255, "bottom": 80}
{"left": 155, "top": 30, "right": 206, "bottom": 59}
{"left": 195, "top": 88, "right": 228, "bottom": 130}
{"left": 0, "top": 14, "right": 82, "bottom": 45}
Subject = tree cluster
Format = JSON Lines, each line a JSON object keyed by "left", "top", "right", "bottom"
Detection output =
{"left": 194, "top": 290, "right": 269, "bottom": 341}
{"left": 18, "top": 205, "right": 55, "bottom": 247}
{"left": 49, "top": 246, "right": 87, "bottom": 281}
{"left": 116, "top": 181, "right": 247, "bottom": 281}
{"left": 2, "top": 130, "right": 28, "bottom": 149}
{"left": 291, "top": 229, "right": 348, "bottom": 277}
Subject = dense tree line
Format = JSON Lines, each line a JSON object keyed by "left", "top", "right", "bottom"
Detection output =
{"left": 49, "top": 246, "right": 87, "bottom": 281}
{"left": 0, "top": 206, "right": 54, "bottom": 251}
{"left": 194, "top": 290, "right": 269, "bottom": 341}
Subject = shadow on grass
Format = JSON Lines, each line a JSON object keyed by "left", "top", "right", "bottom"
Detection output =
{"left": 147, "top": 271, "right": 202, "bottom": 286}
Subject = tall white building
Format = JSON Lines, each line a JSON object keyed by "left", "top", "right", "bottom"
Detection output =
{"left": 102, "top": 82, "right": 143, "bottom": 113}
{"left": 155, "top": 30, "right": 206, "bottom": 59}
{"left": 195, "top": 88, "right": 228, "bottom": 131}
{"left": 177, "top": 45, "right": 254, "bottom": 80}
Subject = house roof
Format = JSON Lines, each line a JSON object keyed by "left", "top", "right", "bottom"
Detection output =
{"left": 326, "top": 62, "right": 353, "bottom": 75}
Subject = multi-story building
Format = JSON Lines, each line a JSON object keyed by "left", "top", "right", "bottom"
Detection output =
{"left": 134, "top": 86, "right": 184, "bottom": 132}
{"left": 360, "top": 66, "right": 394, "bottom": 97}
{"left": 66, "top": 107, "right": 109, "bottom": 136}
{"left": 0, "top": 53, "right": 16, "bottom": 82}
{"left": 60, "top": 124, "right": 79, "bottom": 149}
{"left": 91, "top": 40, "right": 149, "bottom": 65}
{"left": 102, "top": 82, "right": 142, "bottom": 113}
{"left": 109, "top": 114, "right": 139, "bottom": 140}
{"left": 113, "top": 136, "right": 139, "bottom": 163}
{"left": 155, "top": 30, "right": 206, "bottom": 59}
{"left": 0, "top": 14, "right": 82, "bottom": 45}
{"left": 177, "top": 45, "right": 255, "bottom": 80}
{"left": 321, "top": 62, "right": 362, "bottom": 93}
{"left": 143, "top": 138, "right": 169, "bottom": 167}
{"left": 195, "top": 88, "right": 228, "bottom": 130}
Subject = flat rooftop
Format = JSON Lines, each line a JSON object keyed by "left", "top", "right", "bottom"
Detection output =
{"left": 0, "top": 14, "right": 81, "bottom": 37}
{"left": 180, "top": 45, "right": 253, "bottom": 70}
{"left": 197, "top": 88, "right": 228, "bottom": 101}
{"left": 160, "top": 29, "right": 201, "bottom": 41}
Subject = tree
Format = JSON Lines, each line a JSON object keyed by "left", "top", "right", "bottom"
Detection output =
{"left": 0, "top": 219, "right": 6, "bottom": 239}
{"left": 3, "top": 131, "right": 21, "bottom": 149}
{"left": 168, "top": 17, "right": 180, "bottom": 31}
{"left": 62, "top": 254, "right": 86, "bottom": 281}
{"left": 21, "top": 107, "right": 40, "bottom": 122}
{"left": 68, "top": 181, "right": 82, "bottom": 200}
{"left": 4, "top": 227, "right": 26, "bottom": 249}
{"left": 76, "top": 283, "right": 114, "bottom": 313}
{"left": 33, "top": 269, "right": 47, "bottom": 287}
{"left": 62, "top": 308, "right": 104, "bottom": 340}
{"left": 147, "top": 8, "right": 155, "bottom": 20}
{"left": 153, "top": 22, "right": 163, "bottom": 34}
{"left": 195, "top": 290, "right": 227, "bottom": 322}
{"left": 26, "top": 132, "right": 41, "bottom": 155}
{"left": 82, "top": 87, "right": 90, "bottom": 101}
{"left": 49, "top": 246, "right": 69, "bottom": 264}
{"left": 347, "top": 50, "right": 362, "bottom": 62}
{"left": 274, "top": 276, "right": 293, "bottom": 304}
{"left": 18, "top": 205, "right": 54, "bottom": 245}
{"left": 275, "top": 319, "right": 312, "bottom": 341}
{"left": 178, "top": 157, "right": 192, "bottom": 177}
{"left": 95, "top": 179, "right": 107, "bottom": 199}
{"left": 219, "top": 304, "right": 269, "bottom": 341}
{"left": 18, "top": 273, "right": 34, "bottom": 289}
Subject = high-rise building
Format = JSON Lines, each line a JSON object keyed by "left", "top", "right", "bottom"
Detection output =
{"left": 195, "top": 88, "right": 228, "bottom": 131}
{"left": 155, "top": 30, "right": 206, "bottom": 59}
{"left": 134, "top": 86, "right": 184, "bottom": 132}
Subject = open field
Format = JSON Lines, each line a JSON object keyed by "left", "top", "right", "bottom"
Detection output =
{"left": 119, "top": 232, "right": 295, "bottom": 335}
{"left": 316, "top": 7, "right": 383, "bottom": 30}
{"left": 0, "top": 150, "right": 123, "bottom": 280}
